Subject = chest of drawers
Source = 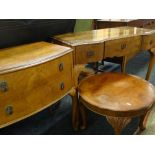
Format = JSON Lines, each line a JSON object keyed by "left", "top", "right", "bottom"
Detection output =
{"left": 0, "top": 42, "right": 73, "bottom": 128}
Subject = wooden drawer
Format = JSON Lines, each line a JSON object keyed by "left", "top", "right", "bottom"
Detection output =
{"left": 0, "top": 53, "right": 73, "bottom": 128}
{"left": 104, "top": 36, "right": 141, "bottom": 58}
{"left": 142, "top": 34, "right": 155, "bottom": 50}
{"left": 75, "top": 43, "right": 104, "bottom": 64}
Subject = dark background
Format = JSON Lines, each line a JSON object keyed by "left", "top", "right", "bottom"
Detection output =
{"left": 0, "top": 19, "right": 76, "bottom": 49}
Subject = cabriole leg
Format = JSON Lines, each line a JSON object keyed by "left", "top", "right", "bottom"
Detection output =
{"left": 106, "top": 116, "right": 131, "bottom": 135}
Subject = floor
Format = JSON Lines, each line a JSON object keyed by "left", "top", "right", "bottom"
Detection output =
{"left": 0, "top": 51, "right": 155, "bottom": 135}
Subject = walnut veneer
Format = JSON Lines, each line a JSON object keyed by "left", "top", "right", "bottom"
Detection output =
{"left": 0, "top": 42, "right": 74, "bottom": 128}
{"left": 53, "top": 26, "right": 155, "bottom": 131}
{"left": 53, "top": 27, "right": 155, "bottom": 72}
{"left": 78, "top": 73, "right": 155, "bottom": 134}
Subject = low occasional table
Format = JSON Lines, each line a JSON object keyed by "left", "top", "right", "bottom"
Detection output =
{"left": 78, "top": 73, "right": 155, "bottom": 134}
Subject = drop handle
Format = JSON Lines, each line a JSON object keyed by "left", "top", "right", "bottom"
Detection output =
{"left": 60, "top": 82, "right": 65, "bottom": 90}
{"left": 87, "top": 51, "right": 95, "bottom": 58}
{"left": 5, "top": 105, "right": 13, "bottom": 115}
{"left": 59, "top": 63, "right": 64, "bottom": 71}
{"left": 0, "top": 81, "right": 8, "bottom": 92}
{"left": 121, "top": 44, "right": 126, "bottom": 50}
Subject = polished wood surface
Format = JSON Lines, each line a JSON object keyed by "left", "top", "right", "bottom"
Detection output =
{"left": 53, "top": 26, "right": 155, "bottom": 72}
{"left": 0, "top": 42, "right": 73, "bottom": 128}
{"left": 104, "top": 36, "right": 141, "bottom": 58}
{"left": 53, "top": 27, "right": 155, "bottom": 46}
{"left": 53, "top": 27, "right": 155, "bottom": 132}
{"left": 0, "top": 41, "right": 72, "bottom": 74}
{"left": 78, "top": 72, "right": 155, "bottom": 134}
{"left": 78, "top": 73, "right": 155, "bottom": 117}
{"left": 142, "top": 34, "right": 155, "bottom": 50}
{"left": 75, "top": 43, "right": 104, "bottom": 64}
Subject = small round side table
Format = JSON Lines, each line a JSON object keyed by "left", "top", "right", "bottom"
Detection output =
{"left": 78, "top": 72, "right": 155, "bottom": 134}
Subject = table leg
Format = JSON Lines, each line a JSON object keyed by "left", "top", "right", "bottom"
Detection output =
{"left": 69, "top": 88, "right": 79, "bottom": 130}
{"left": 79, "top": 99, "right": 87, "bottom": 129}
{"left": 92, "top": 62, "right": 99, "bottom": 71}
{"left": 139, "top": 111, "right": 151, "bottom": 131}
{"left": 72, "top": 65, "right": 95, "bottom": 130}
{"left": 145, "top": 53, "right": 155, "bottom": 81}
{"left": 120, "top": 56, "right": 127, "bottom": 73}
{"left": 106, "top": 116, "right": 131, "bottom": 135}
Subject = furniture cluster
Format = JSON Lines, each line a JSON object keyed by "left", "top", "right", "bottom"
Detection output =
{"left": 53, "top": 26, "right": 155, "bottom": 134}
{"left": 95, "top": 19, "right": 155, "bottom": 29}
{"left": 0, "top": 21, "right": 155, "bottom": 134}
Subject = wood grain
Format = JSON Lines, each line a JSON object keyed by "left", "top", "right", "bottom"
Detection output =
{"left": 75, "top": 43, "right": 104, "bottom": 64}
{"left": 0, "top": 41, "right": 72, "bottom": 74}
{"left": 0, "top": 42, "right": 73, "bottom": 128}
{"left": 142, "top": 34, "right": 155, "bottom": 50}
{"left": 78, "top": 72, "right": 155, "bottom": 134}
{"left": 104, "top": 36, "right": 141, "bottom": 58}
{"left": 53, "top": 27, "right": 154, "bottom": 46}
{"left": 78, "top": 73, "right": 155, "bottom": 117}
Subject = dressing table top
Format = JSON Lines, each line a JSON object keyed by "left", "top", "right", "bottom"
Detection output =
{"left": 53, "top": 26, "right": 155, "bottom": 46}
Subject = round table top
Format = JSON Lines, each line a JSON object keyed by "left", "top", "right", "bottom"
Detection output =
{"left": 78, "top": 73, "right": 155, "bottom": 117}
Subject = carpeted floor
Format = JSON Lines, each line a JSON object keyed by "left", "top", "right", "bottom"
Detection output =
{"left": 0, "top": 50, "right": 155, "bottom": 135}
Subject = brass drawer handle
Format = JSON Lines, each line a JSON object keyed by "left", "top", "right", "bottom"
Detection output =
{"left": 59, "top": 63, "right": 64, "bottom": 71}
{"left": 87, "top": 51, "right": 95, "bottom": 58}
{"left": 60, "top": 82, "right": 65, "bottom": 90}
{"left": 5, "top": 105, "right": 13, "bottom": 115}
{"left": 0, "top": 81, "right": 8, "bottom": 92}
{"left": 121, "top": 44, "right": 126, "bottom": 50}
{"left": 150, "top": 40, "right": 153, "bottom": 45}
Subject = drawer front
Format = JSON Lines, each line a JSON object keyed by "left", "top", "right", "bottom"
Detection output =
{"left": 142, "top": 34, "right": 155, "bottom": 50}
{"left": 104, "top": 36, "right": 141, "bottom": 58}
{"left": 0, "top": 53, "right": 73, "bottom": 128}
{"left": 75, "top": 43, "right": 104, "bottom": 64}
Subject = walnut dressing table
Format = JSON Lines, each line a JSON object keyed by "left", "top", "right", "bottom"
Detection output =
{"left": 53, "top": 26, "right": 155, "bottom": 72}
{"left": 52, "top": 26, "right": 155, "bottom": 130}
{"left": 0, "top": 42, "right": 74, "bottom": 128}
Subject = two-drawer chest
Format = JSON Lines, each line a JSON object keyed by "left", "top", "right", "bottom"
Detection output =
{"left": 0, "top": 41, "right": 73, "bottom": 128}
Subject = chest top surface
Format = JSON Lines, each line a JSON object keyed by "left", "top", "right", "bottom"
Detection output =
{"left": 0, "top": 41, "right": 72, "bottom": 74}
{"left": 53, "top": 26, "right": 155, "bottom": 46}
